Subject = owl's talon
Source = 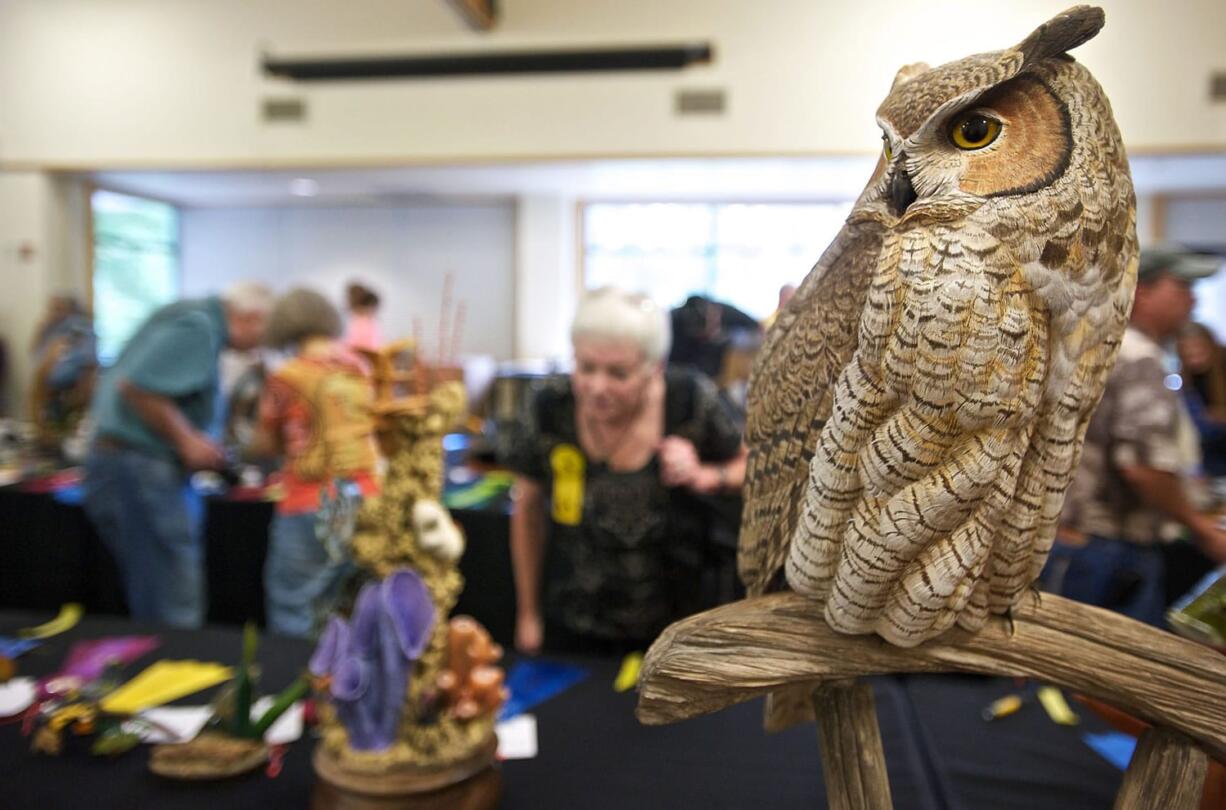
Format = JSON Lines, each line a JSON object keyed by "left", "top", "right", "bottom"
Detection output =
{"left": 1029, "top": 585, "right": 1043, "bottom": 610}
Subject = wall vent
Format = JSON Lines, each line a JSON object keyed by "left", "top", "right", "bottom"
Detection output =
{"left": 1211, "top": 72, "right": 1226, "bottom": 101}
{"left": 675, "top": 88, "right": 726, "bottom": 115}
{"left": 262, "top": 97, "right": 307, "bottom": 123}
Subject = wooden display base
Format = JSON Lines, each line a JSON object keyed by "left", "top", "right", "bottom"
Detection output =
{"left": 636, "top": 591, "right": 1226, "bottom": 810}
{"left": 149, "top": 732, "right": 268, "bottom": 780}
{"left": 311, "top": 737, "right": 500, "bottom": 810}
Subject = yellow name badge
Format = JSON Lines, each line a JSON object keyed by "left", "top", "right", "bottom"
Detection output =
{"left": 550, "top": 444, "right": 586, "bottom": 526}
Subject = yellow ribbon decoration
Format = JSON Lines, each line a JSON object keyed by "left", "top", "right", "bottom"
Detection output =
{"left": 550, "top": 444, "right": 586, "bottom": 526}
{"left": 1037, "top": 686, "right": 1080, "bottom": 726}
{"left": 18, "top": 603, "right": 83, "bottom": 639}
{"left": 613, "top": 652, "right": 643, "bottom": 693}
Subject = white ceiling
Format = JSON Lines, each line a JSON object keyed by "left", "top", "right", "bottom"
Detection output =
{"left": 87, "top": 153, "right": 1226, "bottom": 208}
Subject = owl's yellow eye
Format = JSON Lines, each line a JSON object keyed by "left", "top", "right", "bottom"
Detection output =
{"left": 882, "top": 135, "right": 893, "bottom": 161}
{"left": 950, "top": 114, "right": 1001, "bottom": 150}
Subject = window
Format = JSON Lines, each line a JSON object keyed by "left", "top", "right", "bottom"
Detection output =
{"left": 582, "top": 202, "right": 852, "bottom": 320}
{"left": 1193, "top": 260, "right": 1226, "bottom": 344}
{"left": 91, "top": 189, "right": 180, "bottom": 363}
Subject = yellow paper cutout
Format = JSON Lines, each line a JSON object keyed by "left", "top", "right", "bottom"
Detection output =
{"left": 980, "top": 694, "right": 1023, "bottom": 721}
{"left": 1037, "top": 686, "right": 1080, "bottom": 726}
{"left": 18, "top": 603, "right": 83, "bottom": 639}
{"left": 100, "top": 660, "right": 234, "bottom": 715}
{"left": 550, "top": 444, "right": 586, "bottom": 526}
{"left": 613, "top": 652, "right": 643, "bottom": 693}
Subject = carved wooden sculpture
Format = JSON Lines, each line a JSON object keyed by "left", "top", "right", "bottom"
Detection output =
{"left": 739, "top": 5, "right": 1137, "bottom": 647}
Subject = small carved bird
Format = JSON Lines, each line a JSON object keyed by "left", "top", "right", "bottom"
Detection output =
{"left": 738, "top": 6, "right": 1137, "bottom": 648}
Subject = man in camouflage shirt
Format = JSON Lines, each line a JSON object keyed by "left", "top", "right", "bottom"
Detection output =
{"left": 1051, "top": 248, "right": 1226, "bottom": 625}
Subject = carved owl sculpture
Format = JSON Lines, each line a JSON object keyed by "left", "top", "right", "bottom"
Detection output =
{"left": 738, "top": 6, "right": 1137, "bottom": 648}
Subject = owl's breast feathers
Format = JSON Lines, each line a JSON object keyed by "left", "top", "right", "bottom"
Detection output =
{"left": 778, "top": 204, "right": 1133, "bottom": 646}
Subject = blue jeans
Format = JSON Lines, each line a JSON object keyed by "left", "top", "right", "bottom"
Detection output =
{"left": 264, "top": 511, "right": 353, "bottom": 638}
{"left": 83, "top": 446, "right": 204, "bottom": 628}
{"left": 1041, "top": 535, "right": 1166, "bottom": 627}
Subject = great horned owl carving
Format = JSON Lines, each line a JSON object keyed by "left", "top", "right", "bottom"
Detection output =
{"left": 738, "top": 6, "right": 1137, "bottom": 647}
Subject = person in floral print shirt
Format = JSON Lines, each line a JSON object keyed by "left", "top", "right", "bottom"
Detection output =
{"left": 256, "top": 288, "right": 380, "bottom": 637}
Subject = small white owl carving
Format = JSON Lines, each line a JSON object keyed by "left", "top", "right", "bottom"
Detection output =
{"left": 412, "top": 499, "right": 466, "bottom": 563}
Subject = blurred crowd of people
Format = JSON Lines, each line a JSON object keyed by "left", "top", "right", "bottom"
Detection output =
{"left": 4, "top": 247, "right": 1225, "bottom": 648}
{"left": 1049, "top": 248, "right": 1226, "bottom": 625}
{"left": 21, "top": 281, "right": 388, "bottom": 638}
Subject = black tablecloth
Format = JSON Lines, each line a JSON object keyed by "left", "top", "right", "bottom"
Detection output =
{"left": 901, "top": 675, "right": 1123, "bottom": 810}
{"left": 0, "top": 487, "right": 126, "bottom": 616}
{"left": 1, "top": 484, "right": 1212, "bottom": 651}
{"left": 0, "top": 487, "right": 518, "bottom": 648}
{"left": 0, "top": 612, "right": 317, "bottom": 809}
{"left": 1, "top": 484, "right": 1135, "bottom": 809}
{"left": 0, "top": 612, "right": 1126, "bottom": 810}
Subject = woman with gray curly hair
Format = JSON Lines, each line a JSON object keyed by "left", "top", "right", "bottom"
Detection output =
{"left": 506, "top": 287, "right": 748, "bottom": 655}
{"left": 255, "top": 288, "right": 380, "bottom": 637}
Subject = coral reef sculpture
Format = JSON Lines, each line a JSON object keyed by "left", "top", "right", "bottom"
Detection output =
{"left": 309, "top": 570, "right": 436, "bottom": 751}
{"left": 311, "top": 373, "right": 505, "bottom": 797}
{"left": 437, "top": 617, "right": 507, "bottom": 721}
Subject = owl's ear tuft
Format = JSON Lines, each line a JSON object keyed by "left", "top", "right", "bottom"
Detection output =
{"left": 1016, "top": 5, "right": 1104, "bottom": 64}
{"left": 891, "top": 62, "right": 930, "bottom": 90}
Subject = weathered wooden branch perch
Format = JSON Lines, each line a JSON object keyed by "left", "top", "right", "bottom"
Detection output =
{"left": 813, "top": 681, "right": 893, "bottom": 810}
{"left": 636, "top": 591, "right": 1226, "bottom": 765}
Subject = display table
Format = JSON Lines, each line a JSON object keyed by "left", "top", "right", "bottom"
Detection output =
{"left": 2, "top": 483, "right": 1210, "bottom": 654}
{"left": 0, "top": 612, "right": 1126, "bottom": 809}
{"left": 0, "top": 486, "right": 517, "bottom": 647}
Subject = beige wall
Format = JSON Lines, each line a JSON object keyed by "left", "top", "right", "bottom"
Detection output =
{"left": 180, "top": 202, "right": 518, "bottom": 361}
{"left": 0, "top": 0, "right": 1223, "bottom": 169}
{"left": 0, "top": 173, "right": 91, "bottom": 417}
{"left": 0, "top": 173, "right": 53, "bottom": 417}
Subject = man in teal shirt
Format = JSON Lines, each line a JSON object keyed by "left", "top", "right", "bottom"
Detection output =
{"left": 84, "top": 283, "right": 271, "bottom": 627}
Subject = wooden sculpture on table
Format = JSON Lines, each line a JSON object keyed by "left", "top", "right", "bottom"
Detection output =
{"left": 636, "top": 8, "right": 1226, "bottom": 810}
{"left": 312, "top": 308, "right": 505, "bottom": 808}
{"left": 740, "top": 3, "right": 1137, "bottom": 648}
{"left": 148, "top": 625, "right": 308, "bottom": 780}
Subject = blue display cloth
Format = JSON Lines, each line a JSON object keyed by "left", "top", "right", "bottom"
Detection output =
{"left": 0, "top": 636, "right": 41, "bottom": 658}
{"left": 1083, "top": 732, "right": 1138, "bottom": 770}
{"left": 499, "top": 658, "right": 589, "bottom": 720}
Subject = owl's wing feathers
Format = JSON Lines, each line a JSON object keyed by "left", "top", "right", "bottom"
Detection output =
{"left": 988, "top": 166, "right": 1138, "bottom": 610}
{"left": 738, "top": 217, "right": 883, "bottom": 596}
{"left": 817, "top": 261, "right": 1052, "bottom": 646}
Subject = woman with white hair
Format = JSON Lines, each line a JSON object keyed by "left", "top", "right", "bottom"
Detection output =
{"left": 507, "top": 287, "right": 747, "bottom": 654}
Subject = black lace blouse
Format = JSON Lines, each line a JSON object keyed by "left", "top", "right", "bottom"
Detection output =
{"left": 505, "top": 366, "right": 742, "bottom": 646}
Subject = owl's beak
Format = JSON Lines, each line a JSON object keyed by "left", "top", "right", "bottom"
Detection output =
{"left": 890, "top": 163, "right": 917, "bottom": 217}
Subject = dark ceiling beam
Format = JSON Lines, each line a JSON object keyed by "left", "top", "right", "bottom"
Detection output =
{"left": 445, "top": 0, "right": 497, "bottom": 31}
{"left": 263, "top": 43, "right": 713, "bottom": 81}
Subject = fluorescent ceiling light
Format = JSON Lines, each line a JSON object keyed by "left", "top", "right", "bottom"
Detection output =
{"left": 290, "top": 178, "right": 319, "bottom": 197}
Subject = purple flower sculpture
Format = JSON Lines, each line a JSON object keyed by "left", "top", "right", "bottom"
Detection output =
{"left": 309, "top": 568, "right": 436, "bottom": 751}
